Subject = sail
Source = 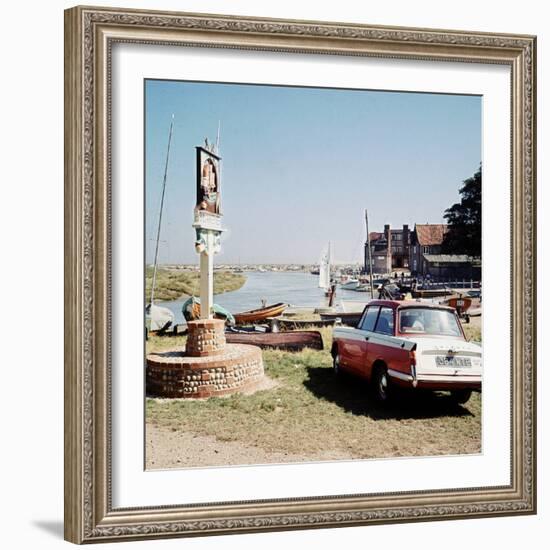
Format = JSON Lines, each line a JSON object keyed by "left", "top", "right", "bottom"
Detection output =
{"left": 318, "top": 243, "right": 331, "bottom": 290}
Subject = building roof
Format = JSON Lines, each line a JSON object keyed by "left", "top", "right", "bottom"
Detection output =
{"left": 369, "top": 232, "right": 383, "bottom": 242}
{"left": 423, "top": 254, "right": 471, "bottom": 264}
{"left": 415, "top": 224, "right": 448, "bottom": 246}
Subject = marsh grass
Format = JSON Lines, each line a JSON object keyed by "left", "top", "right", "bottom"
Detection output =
{"left": 146, "top": 267, "right": 246, "bottom": 301}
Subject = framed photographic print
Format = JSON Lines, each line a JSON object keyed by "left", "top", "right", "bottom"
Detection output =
{"left": 64, "top": 5, "right": 537, "bottom": 544}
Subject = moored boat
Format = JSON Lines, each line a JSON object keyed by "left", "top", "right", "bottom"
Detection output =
{"left": 340, "top": 279, "right": 360, "bottom": 290}
{"left": 234, "top": 302, "right": 288, "bottom": 324}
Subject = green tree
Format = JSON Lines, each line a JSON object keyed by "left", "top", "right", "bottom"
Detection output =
{"left": 441, "top": 165, "right": 481, "bottom": 257}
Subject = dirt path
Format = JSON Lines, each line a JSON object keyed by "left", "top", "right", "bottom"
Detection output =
{"left": 146, "top": 424, "right": 355, "bottom": 470}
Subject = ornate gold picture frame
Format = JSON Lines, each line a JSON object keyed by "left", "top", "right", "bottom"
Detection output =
{"left": 64, "top": 5, "right": 536, "bottom": 544}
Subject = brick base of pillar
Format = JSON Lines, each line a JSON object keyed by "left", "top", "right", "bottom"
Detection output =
{"left": 146, "top": 344, "right": 264, "bottom": 399}
{"left": 185, "top": 319, "right": 226, "bottom": 357}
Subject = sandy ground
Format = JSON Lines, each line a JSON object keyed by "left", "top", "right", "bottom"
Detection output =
{"left": 146, "top": 424, "right": 356, "bottom": 469}
{"left": 145, "top": 375, "right": 354, "bottom": 469}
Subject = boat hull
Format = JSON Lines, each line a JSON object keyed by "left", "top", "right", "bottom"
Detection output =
{"left": 225, "top": 330, "right": 323, "bottom": 351}
{"left": 234, "top": 302, "right": 288, "bottom": 325}
{"left": 319, "top": 311, "right": 362, "bottom": 327}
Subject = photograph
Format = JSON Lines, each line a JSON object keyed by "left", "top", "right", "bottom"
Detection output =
{"left": 144, "top": 80, "right": 483, "bottom": 470}
{"left": 61, "top": 4, "right": 537, "bottom": 543}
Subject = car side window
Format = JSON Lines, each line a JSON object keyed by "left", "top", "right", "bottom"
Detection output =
{"left": 374, "top": 307, "right": 394, "bottom": 335}
{"left": 359, "top": 307, "right": 379, "bottom": 332}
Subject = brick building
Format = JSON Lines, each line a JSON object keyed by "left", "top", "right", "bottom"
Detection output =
{"left": 409, "top": 223, "right": 480, "bottom": 280}
{"left": 365, "top": 224, "right": 411, "bottom": 274}
{"left": 409, "top": 223, "right": 448, "bottom": 275}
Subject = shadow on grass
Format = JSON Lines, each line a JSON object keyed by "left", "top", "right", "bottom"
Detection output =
{"left": 303, "top": 367, "right": 474, "bottom": 420}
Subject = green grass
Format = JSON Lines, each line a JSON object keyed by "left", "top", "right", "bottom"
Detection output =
{"left": 146, "top": 267, "right": 246, "bottom": 301}
{"left": 462, "top": 317, "right": 482, "bottom": 343}
{"left": 146, "top": 332, "right": 481, "bottom": 460}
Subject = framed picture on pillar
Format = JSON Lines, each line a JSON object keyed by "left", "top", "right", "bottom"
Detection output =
{"left": 64, "top": 5, "right": 537, "bottom": 544}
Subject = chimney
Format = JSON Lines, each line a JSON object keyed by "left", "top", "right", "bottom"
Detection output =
{"left": 384, "top": 224, "right": 392, "bottom": 273}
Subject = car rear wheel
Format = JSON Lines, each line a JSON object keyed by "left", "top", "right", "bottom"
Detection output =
{"left": 372, "top": 366, "right": 391, "bottom": 403}
{"left": 333, "top": 352, "right": 342, "bottom": 377}
{"left": 450, "top": 389, "right": 472, "bottom": 404}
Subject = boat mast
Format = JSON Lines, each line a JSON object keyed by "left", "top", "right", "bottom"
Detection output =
{"left": 365, "top": 209, "right": 375, "bottom": 297}
{"left": 150, "top": 114, "right": 174, "bottom": 307}
{"left": 328, "top": 241, "right": 331, "bottom": 281}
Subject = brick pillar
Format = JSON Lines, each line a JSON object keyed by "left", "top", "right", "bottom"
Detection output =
{"left": 186, "top": 319, "right": 226, "bottom": 357}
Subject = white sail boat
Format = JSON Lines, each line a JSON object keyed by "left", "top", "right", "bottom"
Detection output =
{"left": 318, "top": 242, "right": 332, "bottom": 292}
{"left": 146, "top": 115, "right": 176, "bottom": 334}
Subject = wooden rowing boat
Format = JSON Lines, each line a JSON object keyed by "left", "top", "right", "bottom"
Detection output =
{"left": 225, "top": 330, "right": 323, "bottom": 351}
{"left": 233, "top": 302, "right": 288, "bottom": 325}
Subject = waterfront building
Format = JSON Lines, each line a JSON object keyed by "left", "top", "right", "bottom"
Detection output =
{"left": 364, "top": 224, "right": 411, "bottom": 274}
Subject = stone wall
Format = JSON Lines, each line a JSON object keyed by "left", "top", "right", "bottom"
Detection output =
{"left": 146, "top": 343, "right": 264, "bottom": 399}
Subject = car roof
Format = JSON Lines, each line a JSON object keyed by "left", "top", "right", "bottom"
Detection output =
{"left": 366, "top": 299, "right": 456, "bottom": 313}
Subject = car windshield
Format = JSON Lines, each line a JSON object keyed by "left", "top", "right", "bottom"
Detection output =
{"left": 399, "top": 308, "right": 462, "bottom": 337}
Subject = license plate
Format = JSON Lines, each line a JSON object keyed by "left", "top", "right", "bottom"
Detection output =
{"left": 435, "top": 356, "right": 472, "bottom": 367}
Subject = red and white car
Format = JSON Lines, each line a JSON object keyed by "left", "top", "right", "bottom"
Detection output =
{"left": 331, "top": 300, "right": 482, "bottom": 404}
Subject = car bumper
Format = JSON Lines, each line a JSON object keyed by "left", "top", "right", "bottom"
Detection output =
{"left": 387, "top": 369, "right": 482, "bottom": 391}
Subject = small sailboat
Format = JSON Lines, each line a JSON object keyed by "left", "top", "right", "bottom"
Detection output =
{"left": 146, "top": 116, "right": 176, "bottom": 335}
{"left": 318, "top": 242, "right": 332, "bottom": 295}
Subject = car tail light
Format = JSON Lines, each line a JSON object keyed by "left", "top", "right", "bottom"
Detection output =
{"left": 409, "top": 349, "right": 418, "bottom": 387}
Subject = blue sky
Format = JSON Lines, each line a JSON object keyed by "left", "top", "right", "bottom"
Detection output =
{"left": 145, "top": 80, "right": 481, "bottom": 265}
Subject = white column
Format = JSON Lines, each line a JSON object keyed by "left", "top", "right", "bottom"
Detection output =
{"left": 199, "top": 231, "right": 214, "bottom": 319}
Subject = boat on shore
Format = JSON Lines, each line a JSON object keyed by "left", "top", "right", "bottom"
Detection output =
{"left": 146, "top": 116, "right": 176, "bottom": 336}
{"left": 146, "top": 303, "right": 175, "bottom": 334}
{"left": 274, "top": 318, "right": 336, "bottom": 330}
{"left": 234, "top": 302, "right": 288, "bottom": 325}
{"left": 182, "top": 296, "right": 235, "bottom": 324}
{"left": 225, "top": 329, "right": 323, "bottom": 351}
{"left": 412, "top": 288, "right": 453, "bottom": 298}
{"left": 319, "top": 310, "right": 362, "bottom": 327}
